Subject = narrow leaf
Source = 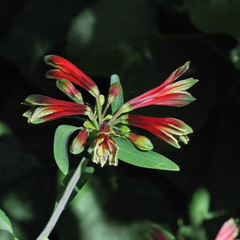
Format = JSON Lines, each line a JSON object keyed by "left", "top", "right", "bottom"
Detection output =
{"left": 113, "top": 138, "right": 179, "bottom": 171}
{"left": 54, "top": 125, "right": 80, "bottom": 175}
{"left": 110, "top": 74, "right": 124, "bottom": 114}
{"left": 55, "top": 166, "right": 94, "bottom": 208}
{"left": 0, "top": 209, "right": 18, "bottom": 240}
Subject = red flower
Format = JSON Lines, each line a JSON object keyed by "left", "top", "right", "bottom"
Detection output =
{"left": 44, "top": 55, "right": 100, "bottom": 97}
{"left": 93, "top": 123, "right": 119, "bottom": 167}
{"left": 23, "top": 95, "right": 90, "bottom": 124}
{"left": 215, "top": 218, "right": 239, "bottom": 240}
{"left": 118, "top": 62, "right": 197, "bottom": 114}
{"left": 120, "top": 115, "right": 192, "bottom": 148}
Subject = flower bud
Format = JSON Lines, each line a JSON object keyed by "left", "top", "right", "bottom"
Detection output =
{"left": 70, "top": 129, "right": 88, "bottom": 154}
{"left": 56, "top": 79, "right": 83, "bottom": 104}
{"left": 126, "top": 132, "right": 153, "bottom": 151}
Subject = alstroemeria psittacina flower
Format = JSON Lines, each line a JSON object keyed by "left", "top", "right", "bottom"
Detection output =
{"left": 120, "top": 115, "right": 192, "bottom": 148}
{"left": 117, "top": 61, "right": 197, "bottom": 114}
{"left": 23, "top": 55, "right": 197, "bottom": 167}
{"left": 215, "top": 218, "right": 239, "bottom": 240}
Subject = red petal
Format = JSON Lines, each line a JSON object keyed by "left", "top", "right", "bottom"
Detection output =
{"left": 128, "top": 62, "right": 190, "bottom": 104}
{"left": 44, "top": 55, "right": 99, "bottom": 95}
{"left": 24, "top": 94, "right": 83, "bottom": 107}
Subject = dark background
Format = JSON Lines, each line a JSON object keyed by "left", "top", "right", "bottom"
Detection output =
{"left": 1, "top": 0, "right": 240, "bottom": 239}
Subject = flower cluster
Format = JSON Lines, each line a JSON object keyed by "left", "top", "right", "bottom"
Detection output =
{"left": 23, "top": 55, "right": 197, "bottom": 167}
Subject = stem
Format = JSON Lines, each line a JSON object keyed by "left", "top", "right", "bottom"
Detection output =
{"left": 107, "top": 106, "right": 123, "bottom": 126}
{"left": 96, "top": 95, "right": 103, "bottom": 124}
{"left": 88, "top": 108, "right": 99, "bottom": 130}
{"left": 36, "top": 157, "right": 89, "bottom": 240}
{"left": 107, "top": 102, "right": 131, "bottom": 126}
{"left": 102, "top": 101, "right": 111, "bottom": 120}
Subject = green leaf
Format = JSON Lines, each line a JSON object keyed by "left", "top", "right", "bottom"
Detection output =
{"left": 54, "top": 125, "right": 80, "bottom": 175}
{"left": 113, "top": 138, "right": 179, "bottom": 171}
{"left": 55, "top": 166, "right": 94, "bottom": 208}
{"left": 0, "top": 121, "right": 12, "bottom": 137}
{"left": 182, "top": 0, "right": 240, "bottom": 38}
{"left": 110, "top": 74, "right": 124, "bottom": 114}
{"left": 0, "top": 209, "right": 18, "bottom": 240}
{"left": 189, "top": 188, "right": 210, "bottom": 226}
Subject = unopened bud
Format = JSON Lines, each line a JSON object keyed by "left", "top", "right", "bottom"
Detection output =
{"left": 70, "top": 129, "right": 88, "bottom": 154}
{"left": 127, "top": 132, "right": 153, "bottom": 151}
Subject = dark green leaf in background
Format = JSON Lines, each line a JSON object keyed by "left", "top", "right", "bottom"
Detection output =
{"left": 182, "top": 0, "right": 240, "bottom": 38}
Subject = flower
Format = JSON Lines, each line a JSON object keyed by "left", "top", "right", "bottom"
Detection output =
{"left": 153, "top": 229, "right": 168, "bottom": 240}
{"left": 23, "top": 55, "right": 197, "bottom": 167}
{"left": 23, "top": 95, "right": 90, "bottom": 124}
{"left": 126, "top": 132, "right": 153, "bottom": 151}
{"left": 118, "top": 61, "right": 197, "bottom": 114}
{"left": 215, "top": 218, "right": 239, "bottom": 240}
{"left": 70, "top": 129, "right": 89, "bottom": 154}
{"left": 44, "top": 55, "right": 100, "bottom": 98}
{"left": 120, "top": 115, "right": 192, "bottom": 148}
{"left": 92, "top": 123, "right": 119, "bottom": 167}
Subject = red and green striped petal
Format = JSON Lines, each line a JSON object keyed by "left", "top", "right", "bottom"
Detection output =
{"left": 121, "top": 114, "right": 193, "bottom": 148}
{"left": 128, "top": 62, "right": 191, "bottom": 103}
{"left": 22, "top": 95, "right": 90, "bottom": 124}
{"left": 122, "top": 62, "right": 197, "bottom": 112}
{"left": 23, "top": 94, "right": 83, "bottom": 107}
{"left": 70, "top": 129, "right": 89, "bottom": 154}
{"left": 136, "top": 92, "right": 196, "bottom": 108}
{"left": 44, "top": 55, "right": 100, "bottom": 97}
{"left": 56, "top": 79, "right": 83, "bottom": 104}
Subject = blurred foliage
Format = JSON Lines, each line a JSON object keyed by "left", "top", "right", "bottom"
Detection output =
{"left": 1, "top": 0, "right": 240, "bottom": 239}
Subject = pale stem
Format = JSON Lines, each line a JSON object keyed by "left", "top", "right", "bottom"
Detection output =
{"left": 107, "top": 105, "right": 125, "bottom": 126}
{"left": 88, "top": 108, "right": 99, "bottom": 130}
{"left": 102, "top": 101, "right": 111, "bottom": 120}
{"left": 96, "top": 95, "right": 103, "bottom": 124}
{"left": 36, "top": 157, "right": 89, "bottom": 240}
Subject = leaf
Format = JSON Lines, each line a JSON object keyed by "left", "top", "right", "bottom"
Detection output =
{"left": 182, "top": 0, "right": 240, "bottom": 38}
{"left": 54, "top": 125, "right": 80, "bottom": 175}
{"left": 231, "top": 41, "right": 240, "bottom": 70}
{"left": 0, "top": 121, "right": 12, "bottom": 137}
{"left": 0, "top": 209, "right": 18, "bottom": 240}
{"left": 113, "top": 138, "right": 179, "bottom": 171}
{"left": 189, "top": 188, "right": 210, "bottom": 226}
{"left": 55, "top": 166, "right": 94, "bottom": 208}
{"left": 110, "top": 74, "right": 124, "bottom": 114}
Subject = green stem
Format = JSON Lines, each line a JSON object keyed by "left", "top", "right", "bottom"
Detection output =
{"left": 102, "top": 101, "right": 111, "bottom": 120}
{"left": 36, "top": 157, "right": 89, "bottom": 240}
{"left": 96, "top": 95, "right": 103, "bottom": 125}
